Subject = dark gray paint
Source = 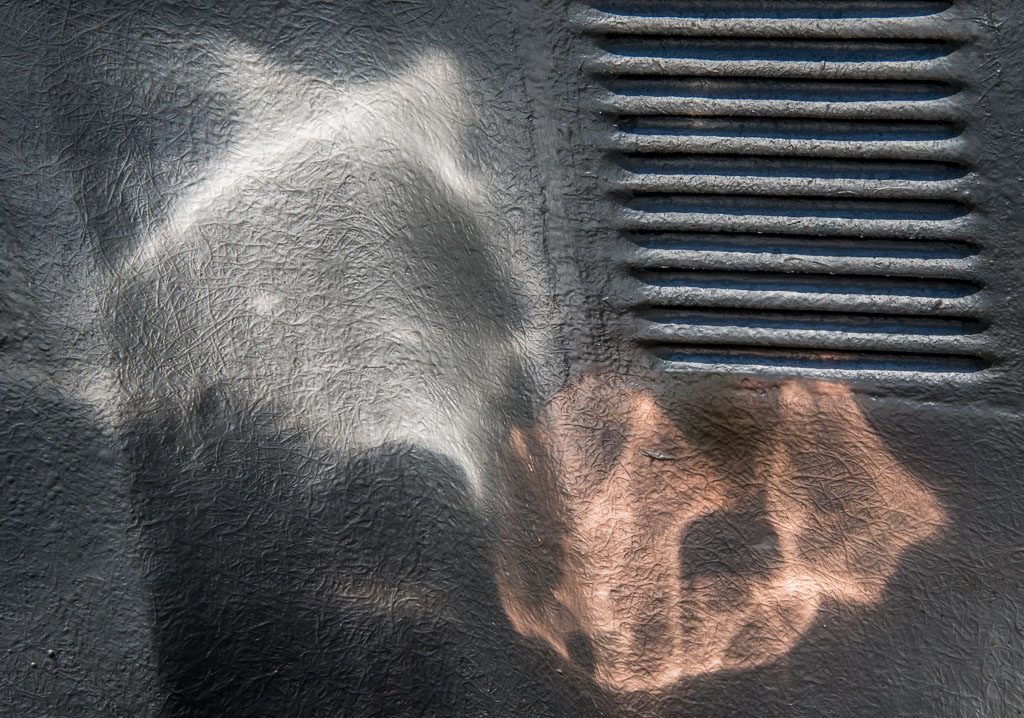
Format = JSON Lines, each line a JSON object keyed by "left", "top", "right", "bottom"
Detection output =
{"left": 0, "top": 0, "right": 1022, "bottom": 715}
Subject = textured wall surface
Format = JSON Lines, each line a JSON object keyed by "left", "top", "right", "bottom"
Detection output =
{"left": 1, "top": 1, "right": 1023, "bottom": 716}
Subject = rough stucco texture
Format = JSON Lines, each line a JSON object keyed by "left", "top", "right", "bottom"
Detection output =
{"left": 2, "top": 2, "right": 1024, "bottom": 717}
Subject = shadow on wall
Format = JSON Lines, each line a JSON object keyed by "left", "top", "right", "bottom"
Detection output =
{"left": 496, "top": 371, "right": 949, "bottom": 707}
{"left": 122, "top": 385, "right": 602, "bottom": 718}
{"left": 98, "top": 30, "right": 575, "bottom": 717}
{"left": 0, "top": 374, "right": 156, "bottom": 715}
{"left": 120, "top": 371, "right": 951, "bottom": 717}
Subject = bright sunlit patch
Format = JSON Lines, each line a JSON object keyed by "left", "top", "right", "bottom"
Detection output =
{"left": 125, "top": 44, "right": 486, "bottom": 274}
{"left": 497, "top": 372, "right": 947, "bottom": 692}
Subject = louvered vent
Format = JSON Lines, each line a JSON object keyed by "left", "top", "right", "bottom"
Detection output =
{"left": 582, "top": 0, "right": 988, "bottom": 373}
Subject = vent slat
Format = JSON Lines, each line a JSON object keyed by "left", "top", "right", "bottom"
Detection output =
{"left": 598, "top": 37, "right": 957, "bottom": 61}
{"left": 584, "top": 1, "right": 953, "bottom": 21}
{"left": 637, "top": 321, "right": 983, "bottom": 354}
{"left": 615, "top": 175, "right": 968, "bottom": 198}
{"left": 628, "top": 285, "right": 978, "bottom": 315}
{"left": 578, "top": 16, "right": 953, "bottom": 35}
{"left": 620, "top": 210, "right": 972, "bottom": 239}
{"left": 628, "top": 232, "right": 976, "bottom": 260}
{"left": 638, "top": 307, "right": 984, "bottom": 334}
{"left": 575, "top": 4, "right": 958, "bottom": 33}
{"left": 649, "top": 346, "right": 988, "bottom": 374}
{"left": 628, "top": 252, "right": 973, "bottom": 278}
{"left": 596, "top": 92, "right": 959, "bottom": 121}
{"left": 610, "top": 134, "right": 963, "bottom": 161}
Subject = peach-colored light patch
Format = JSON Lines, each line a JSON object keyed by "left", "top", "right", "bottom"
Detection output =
{"left": 496, "top": 373, "right": 946, "bottom": 693}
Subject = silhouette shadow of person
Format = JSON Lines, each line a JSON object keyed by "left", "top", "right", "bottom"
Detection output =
{"left": 122, "top": 384, "right": 600, "bottom": 718}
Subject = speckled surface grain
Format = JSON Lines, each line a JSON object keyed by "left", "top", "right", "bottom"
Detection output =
{"left": 1, "top": 1, "right": 1023, "bottom": 716}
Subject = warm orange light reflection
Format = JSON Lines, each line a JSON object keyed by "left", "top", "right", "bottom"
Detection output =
{"left": 496, "top": 373, "right": 946, "bottom": 693}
